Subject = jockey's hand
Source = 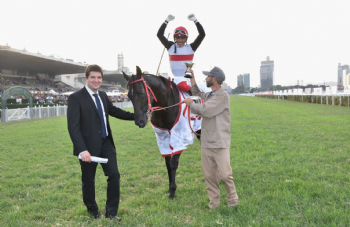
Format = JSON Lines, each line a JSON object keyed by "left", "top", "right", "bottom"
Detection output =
{"left": 188, "top": 14, "right": 197, "bottom": 22}
{"left": 183, "top": 97, "right": 193, "bottom": 106}
{"left": 166, "top": 14, "right": 175, "bottom": 22}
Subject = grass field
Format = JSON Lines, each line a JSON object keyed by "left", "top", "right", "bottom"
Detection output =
{"left": 1, "top": 96, "right": 350, "bottom": 226}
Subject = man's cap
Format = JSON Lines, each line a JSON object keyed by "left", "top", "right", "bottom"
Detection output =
{"left": 202, "top": 66, "right": 225, "bottom": 83}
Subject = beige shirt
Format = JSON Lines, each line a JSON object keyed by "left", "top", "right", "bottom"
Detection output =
{"left": 190, "top": 85, "right": 231, "bottom": 148}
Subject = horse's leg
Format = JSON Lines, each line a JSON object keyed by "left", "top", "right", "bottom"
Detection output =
{"left": 164, "top": 156, "right": 172, "bottom": 193}
{"left": 195, "top": 129, "right": 201, "bottom": 140}
{"left": 169, "top": 153, "right": 181, "bottom": 199}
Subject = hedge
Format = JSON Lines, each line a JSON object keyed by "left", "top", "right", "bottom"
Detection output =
{"left": 256, "top": 95, "right": 350, "bottom": 107}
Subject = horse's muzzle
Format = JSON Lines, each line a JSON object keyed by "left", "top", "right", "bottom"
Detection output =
{"left": 136, "top": 119, "right": 147, "bottom": 128}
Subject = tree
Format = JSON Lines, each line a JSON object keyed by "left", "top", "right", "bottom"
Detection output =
{"left": 250, "top": 87, "right": 258, "bottom": 93}
{"left": 231, "top": 86, "right": 245, "bottom": 94}
{"left": 273, "top": 85, "right": 283, "bottom": 91}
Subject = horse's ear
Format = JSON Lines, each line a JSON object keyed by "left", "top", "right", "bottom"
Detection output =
{"left": 123, "top": 71, "right": 130, "bottom": 81}
{"left": 136, "top": 66, "right": 142, "bottom": 79}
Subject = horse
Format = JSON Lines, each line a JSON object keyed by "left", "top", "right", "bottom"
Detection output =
{"left": 123, "top": 66, "right": 198, "bottom": 199}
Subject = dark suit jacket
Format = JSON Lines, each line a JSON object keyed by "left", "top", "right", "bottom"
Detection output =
{"left": 67, "top": 87, "right": 134, "bottom": 156}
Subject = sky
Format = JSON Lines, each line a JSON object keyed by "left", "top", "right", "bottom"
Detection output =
{"left": 1, "top": 0, "right": 350, "bottom": 88}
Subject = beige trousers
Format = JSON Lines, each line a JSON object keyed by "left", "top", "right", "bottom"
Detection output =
{"left": 201, "top": 147, "right": 238, "bottom": 208}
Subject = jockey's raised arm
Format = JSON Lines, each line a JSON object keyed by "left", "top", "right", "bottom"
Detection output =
{"left": 157, "top": 14, "right": 206, "bottom": 51}
{"left": 157, "top": 14, "right": 175, "bottom": 49}
{"left": 188, "top": 14, "right": 205, "bottom": 52}
{"left": 156, "top": 14, "right": 206, "bottom": 93}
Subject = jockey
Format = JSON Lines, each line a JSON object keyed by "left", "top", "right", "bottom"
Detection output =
{"left": 157, "top": 14, "right": 205, "bottom": 93}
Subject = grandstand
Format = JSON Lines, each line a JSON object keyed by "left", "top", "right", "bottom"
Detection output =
{"left": 56, "top": 53, "right": 131, "bottom": 93}
{"left": 0, "top": 45, "right": 86, "bottom": 95}
{"left": 1, "top": 74, "right": 76, "bottom": 93}
{"left": 1, "top": 45, "right": 133, "bottom": 108}
{"left": 0, "top": 45, "right": 132, "bottom": 95}
{"left": 0, "top": 45, "right": 133, "bottom": 122}
{"left": 56, "top": 71, "right": 127, "bottom": 93}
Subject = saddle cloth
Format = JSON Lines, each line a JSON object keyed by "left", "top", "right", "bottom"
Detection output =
{"left": 151, "top": 82, "right": 210, "bottom": 157}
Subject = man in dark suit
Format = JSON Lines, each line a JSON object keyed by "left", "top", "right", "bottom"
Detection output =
{"left": 67, "top": 64, "right": 134, "bottom": 220}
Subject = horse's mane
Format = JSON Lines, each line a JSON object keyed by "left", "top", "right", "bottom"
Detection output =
{"left": 127, "top": 74, "right": 172, "bottom": 89}
{"left": 144, "top": 74, "right": 170, "bottom": 84}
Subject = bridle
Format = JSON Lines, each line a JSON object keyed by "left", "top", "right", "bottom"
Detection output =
{"left": 129, "top": 76, "right": 182, "bottom": 117}
{"left": 129, "top": 75, "right": 200, "bottom": 136}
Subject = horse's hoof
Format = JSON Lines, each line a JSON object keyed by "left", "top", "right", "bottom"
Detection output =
{"left": 168, "top": 195, "right": 177, "bottom": 200}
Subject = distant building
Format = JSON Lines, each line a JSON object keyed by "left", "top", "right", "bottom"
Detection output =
{"left": 237, "top": 73, "right": 250, "bottom": 89}
{"left": 117, "top": 53, "right": 130, "bottom": 74}
{"left": 57, "top": 53, "right": 130, "bottom": 90}
{"left": 221, "top": 82, "right": 228, "bottom": 90}
{"left": 260, "top": 56, "right": 274, "bottom": 90}
{"left": 338, "top": 63, "right": 349, "bottom": 86}
{"left": 237, "top": 74, "right": 243, "bottom": 87}
{"left": 118, "top": 54, "right": 124, "bottom": 71}
{"left": 343, "top": 69, "right": 350, "bottom": 86}
{"left": 243, "top": 73, "right": 250, "bottom": 89}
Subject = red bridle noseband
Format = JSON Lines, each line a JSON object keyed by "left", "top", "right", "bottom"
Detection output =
{"left": 129, "top": 76, "right": 158, "bottom": 113}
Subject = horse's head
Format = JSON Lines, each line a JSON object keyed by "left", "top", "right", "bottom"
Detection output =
{"left": 123, "top": 66, "right": 151, "bottom": 128}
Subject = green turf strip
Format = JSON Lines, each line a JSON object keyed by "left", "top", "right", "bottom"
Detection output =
{"left": 1, "top": 96, "right": 349, "bottom": 226}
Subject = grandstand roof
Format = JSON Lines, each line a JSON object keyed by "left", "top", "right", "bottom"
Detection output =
{"left": 103, "top": 71, "right": 127, "bottom": 84}
{"left": 0, "top": 45, "right": 88, "bottom": 75}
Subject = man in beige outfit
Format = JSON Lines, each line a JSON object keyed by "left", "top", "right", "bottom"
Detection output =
{"left": 183, "top": 67, "right": 238, "bottom": 209}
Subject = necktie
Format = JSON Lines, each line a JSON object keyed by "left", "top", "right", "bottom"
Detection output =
{"left": 93, "top": 94, "right": 107, "bottom": 138}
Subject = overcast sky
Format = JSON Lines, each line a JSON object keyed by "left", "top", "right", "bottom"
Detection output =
{"left": 1, "top": 0, "right": 350, "bottom": 87}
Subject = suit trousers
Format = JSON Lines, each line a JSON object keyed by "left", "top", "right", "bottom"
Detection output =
{"left": 201, "top": 147, "right": 239, "bottom": 208}
{"left": 79, "top": 136, "right": 120, "bottom": 216}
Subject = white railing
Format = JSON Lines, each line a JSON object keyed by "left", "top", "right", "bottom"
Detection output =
{"left": 31, "top": 105, "right": 68, "bottom": 119}
{"left": 1, "top": 101, "right": 133, "bottom": 122}
{"left": 1, "top": 105, "right": 68, "bottom": 122}
{"left": 7, "top": 107, "right": 29, "bottom": 121}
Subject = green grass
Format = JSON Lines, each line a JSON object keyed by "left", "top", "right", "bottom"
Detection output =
{"left": 1, "top": 96, "right": 350, "bottom": 226}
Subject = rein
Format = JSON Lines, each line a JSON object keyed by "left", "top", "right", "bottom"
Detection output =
{"left": 129, "top": 76, "right": 182, "bottom": 115}
{"left": 130, "top": 75, "right": 200, "bottom": 136}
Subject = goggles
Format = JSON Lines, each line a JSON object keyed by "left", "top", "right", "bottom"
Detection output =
{"left": 174, "top": 30, "right": 188, "bottom": 37}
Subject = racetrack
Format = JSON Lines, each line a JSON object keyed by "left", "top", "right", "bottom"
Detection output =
{"left": 1, "top": 96, "right": 350, "bottom": 226}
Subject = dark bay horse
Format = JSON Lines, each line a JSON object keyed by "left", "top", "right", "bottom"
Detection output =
{"left": 123, "top": 66, "right": 183, "bottom": 199}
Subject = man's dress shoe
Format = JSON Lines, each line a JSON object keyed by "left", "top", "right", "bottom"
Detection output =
{"left": 88, "top": 211, "right": 99, "bottom": 219}
{"left": 107, "top": 215, "right": 121, "bottom": 221}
